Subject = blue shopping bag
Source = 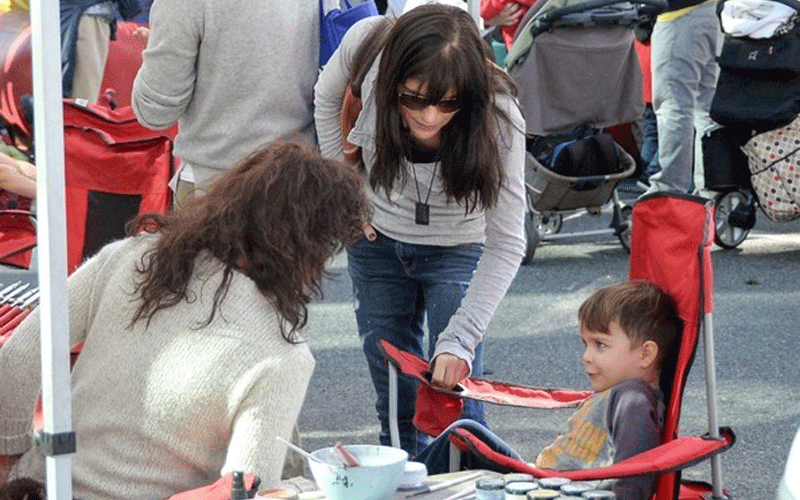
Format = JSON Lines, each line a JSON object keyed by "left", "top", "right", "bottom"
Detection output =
{"left": 319, "top": 0, "right": 379, "bottom": 68}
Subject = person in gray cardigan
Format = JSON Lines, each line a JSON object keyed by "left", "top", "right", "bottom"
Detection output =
{"left": 315, "top": 5, "right": 527, "bottom": 456}
{"left": 132, "top": 0, "right": 319, "bottom": 206}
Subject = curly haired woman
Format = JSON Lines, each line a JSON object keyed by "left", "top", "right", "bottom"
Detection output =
{"left": 0, "top": 141, "right": 367, "bottom": 499}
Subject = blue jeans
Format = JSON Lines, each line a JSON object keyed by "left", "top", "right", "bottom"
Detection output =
{"left": 640, "top": 104, "right": 661, "bottom": 181}
{"left": 348, "top": 232, "right": 486, "bottom": 457}
{"left": 415, "top": 419, "right": 523, "bottom": 474}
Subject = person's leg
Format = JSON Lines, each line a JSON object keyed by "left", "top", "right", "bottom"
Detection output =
{"left": 640, "top": 103, "right": 661, "bottom": 181}
{"left": 648, "top": 10, "right": 711, "bottom": 193}
{"left": 70, "top": 15, "right": 110, "bottom": 103}
{"left": 415, "top": 419, "right": 523, "bottom": 475}
{"left": 411, "top": 242, "right": 486, "bottom": 427}
{"left": 348, "top": 233, "right": 426, "bottom": 455}
{"left": 692, "top": 3, "right": 723, "bottom": 193}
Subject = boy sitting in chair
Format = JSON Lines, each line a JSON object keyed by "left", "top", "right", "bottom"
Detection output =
{"left": 415, "top": 280, "right": 682, "bottom": 500}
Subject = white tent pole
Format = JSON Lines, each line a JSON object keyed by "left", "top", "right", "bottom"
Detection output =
{"left": 467, "top": 0, "right": 480, "bottom": 25}
{"left": 28, "top": 0, "right": 74, "bottom": 498}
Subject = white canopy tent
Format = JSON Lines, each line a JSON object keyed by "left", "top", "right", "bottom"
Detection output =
{"left": 27, "top": 0, "right": 73, "bottom": 499}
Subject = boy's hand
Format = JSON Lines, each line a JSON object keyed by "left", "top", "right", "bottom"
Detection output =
{"left": 430, "top": 354, "right": 469, "bottom": 390}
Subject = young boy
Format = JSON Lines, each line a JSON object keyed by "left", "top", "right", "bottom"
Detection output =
{"left": 415, "top": 280, "right": 682, "bottom": 500}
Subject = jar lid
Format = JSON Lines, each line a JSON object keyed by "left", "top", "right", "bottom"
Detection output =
{"left": 504, "top": 481, "right": 539, "bottom": 494}
{"left": 475, "top": 477, "right": 506, "bottom": 491}
{"left": 538, "top": 476, "right": 571, "bottom": 489}
{"left": 582, "top": 490, "right": 617, "bottom": 499}
{"left": 560, "top": 482, "right": 593, "bottom": 495}
{"left": 254, "top": 488, "right": 299, "bottom": 500}
{"left": 526, "top": 489, "right": 559, "bottom": 499}
{"left": 502, "top": 472, "right": 535, "bottom": 483}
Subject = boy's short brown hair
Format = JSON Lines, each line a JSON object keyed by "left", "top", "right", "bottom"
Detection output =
{"left": 578, "top": 280, "right": 682, "bottom": 370}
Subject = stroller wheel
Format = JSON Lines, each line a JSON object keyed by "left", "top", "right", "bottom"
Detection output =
{"left": 533, "top": 211, "right": 563, "bottom": 235}
{"left": 713, "top": 190, "right": 751, "bottom": 249}
{"left": 522, "top": 210, "right": 540, "bottom": 266}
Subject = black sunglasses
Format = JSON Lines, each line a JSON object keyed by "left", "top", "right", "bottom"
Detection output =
{"left": 398, "top": 92, "right": 461, "bottom": 113}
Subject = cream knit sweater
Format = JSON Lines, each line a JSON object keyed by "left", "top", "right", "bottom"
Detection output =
{"left": 0, "top": 234, "right": 315, "bottom": 500}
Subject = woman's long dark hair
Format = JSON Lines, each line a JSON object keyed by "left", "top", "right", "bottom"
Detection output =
{"left": 372, "top": 4, "right": 518, "bottom": 213}
{"left": 128, "top": 141, "right": 368, "bottom": 342}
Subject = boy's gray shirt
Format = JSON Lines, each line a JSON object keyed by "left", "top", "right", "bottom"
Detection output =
{"left": 537, "top": 380, "right": 665, "bottom": 500}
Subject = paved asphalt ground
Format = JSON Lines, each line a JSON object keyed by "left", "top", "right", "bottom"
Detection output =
{"left": 298, "top": 204, "right": 800, "bottom": 499}
{"left": 3, "top": 198, "right": 798, "bottom": 498}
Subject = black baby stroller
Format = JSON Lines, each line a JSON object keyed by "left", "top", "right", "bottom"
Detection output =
{"left": 708, "top": 0, "right": 800, "bottom": 248}
{"left": 506, "top": 0, "right": 667, "bottom": 264}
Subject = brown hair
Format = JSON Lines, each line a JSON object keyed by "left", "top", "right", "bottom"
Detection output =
{"left": 578, "top": 280, "right": 682, "bottom": 370}
{"left": 129, "top": 141, "right": 368, "bottom": 341}
{"left": 0, "top": 478, "right": 45, "bottom": 500}
{"left": 370, "top": 4, "right": 519, "bottom": 212}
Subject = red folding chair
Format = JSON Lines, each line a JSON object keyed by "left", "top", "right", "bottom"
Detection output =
{"left": 0, "top": 209, "right": 36, "bottom": 269}
{"left": 63, "top": 99, "right": 177, "bottom": 273}
{"left": 382, "top": 192, "right": 734, "bottom": 499}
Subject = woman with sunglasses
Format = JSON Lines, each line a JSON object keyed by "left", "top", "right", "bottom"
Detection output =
{"left": 315, "top": 4, "right": 526, "bottom": 456}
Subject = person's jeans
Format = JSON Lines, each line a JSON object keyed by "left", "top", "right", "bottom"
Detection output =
{"left": 348, "top": 232, "right": 486, "bottom": 457}
{"left": 415, "top": 419, "right": 523, "bottom": 474}
{"left": 648, "top": 1, "right": 720, "bottom": 194}
{"left": 640, "top": 104, "right": 661, "bottom": 181}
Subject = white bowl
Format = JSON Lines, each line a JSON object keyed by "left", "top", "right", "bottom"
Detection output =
{"left": 309, "top": 444, "right": 409, "bottom": 500}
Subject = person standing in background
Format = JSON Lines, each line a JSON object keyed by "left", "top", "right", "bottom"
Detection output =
{"left": 61, "top": 0, "right": 142, "bottom": 102}
{"left": 132, "top": 0, "right": 320, "bottom": 206}
{"left": 642, "top": 0, "right": 720, "bottom": 195}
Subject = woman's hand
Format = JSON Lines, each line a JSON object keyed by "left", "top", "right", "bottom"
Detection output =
{"left": 430, "top": 353, "right": 469, "bottom": 390}
{"left": 363, "top": 223, "right": 377, "bottom": 242}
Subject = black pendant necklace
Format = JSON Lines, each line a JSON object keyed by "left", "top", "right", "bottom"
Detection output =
{"left": 410, "top": 162, "right": 437, "bottom": 225}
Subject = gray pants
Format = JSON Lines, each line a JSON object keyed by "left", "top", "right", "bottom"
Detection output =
{"left": 648, "top": 0, "right": 721, "bottom": 194}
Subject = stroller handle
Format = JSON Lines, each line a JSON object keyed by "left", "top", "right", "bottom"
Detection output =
{"left": 531, "top": 0, "right": 669, "bottom": 37}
